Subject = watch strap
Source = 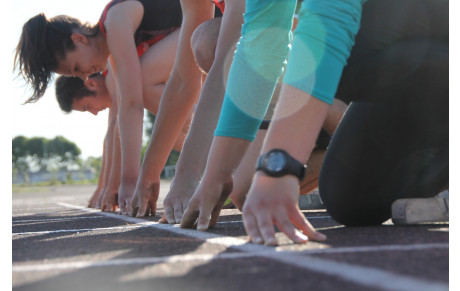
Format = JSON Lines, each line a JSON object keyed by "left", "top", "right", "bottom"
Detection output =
{"left": 256, "top": 149, "right": 306, "bottom": 180}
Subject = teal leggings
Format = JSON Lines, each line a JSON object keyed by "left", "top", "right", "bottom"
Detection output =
{"left": 214, "top": 0, "right": 364, "bottom": 141}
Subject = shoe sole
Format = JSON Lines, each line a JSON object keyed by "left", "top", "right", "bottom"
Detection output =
{"left": 392, "top": 197, "right": 449, "bottom": 225}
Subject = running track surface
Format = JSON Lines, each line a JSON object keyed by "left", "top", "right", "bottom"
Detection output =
{"left": 13, "top": 184, "right": 449, "bottom": 291}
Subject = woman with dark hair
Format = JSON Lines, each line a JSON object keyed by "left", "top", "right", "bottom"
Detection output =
{"left": 15, "top": 14, "right": 101, "bottom": 103}
{"left": 15, "top": 0, "right": 183, "bottom": 215}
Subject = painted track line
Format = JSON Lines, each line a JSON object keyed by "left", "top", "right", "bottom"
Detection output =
{"left": 13, "top": 208, "right": 100, "bottom": 217}
{"left": 11, "top": 221, "right": 449, "bottom": 255}
{"left": 300, "top": 243, "right": 448, "bottom": 255}
{"left": 13, "top": 207, "right": 69, "bottom": 211}
{"left": 12, "top": 222, "right": 448, "bottom": 256}
{"left": 12, "top": 224, "right": 153, "bottom": 236}
{"left": 48, "top": 202, "right": 448, "bottom": 291}
{"left": 13, "top": 216, "right": 106, "bottom": 223}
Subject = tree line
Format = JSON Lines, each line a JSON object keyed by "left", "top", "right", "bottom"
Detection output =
{"left": 12, "top": 135, "right": 101, "bottom": 183}
{"left": 13, "top": 112, "right": 179, "bottom": 184}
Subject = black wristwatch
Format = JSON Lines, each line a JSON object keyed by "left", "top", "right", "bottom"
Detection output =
{"left": 256, "top": 149, "right": 306, "bottom": 180}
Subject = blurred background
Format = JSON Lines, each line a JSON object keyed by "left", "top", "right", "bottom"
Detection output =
{"left": 8, "top": 0, "right": 178, "bottom": 187}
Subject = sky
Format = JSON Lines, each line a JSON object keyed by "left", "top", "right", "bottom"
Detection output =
{"left": 7, "top": 0, "right": 117, "bottom": 159}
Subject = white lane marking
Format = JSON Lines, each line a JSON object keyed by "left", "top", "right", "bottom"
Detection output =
{"left": 12, "top": 252, "right": 259, "bottom": 272}
{"left": 13, "top": 207, "right": 67, "bottom": 211}
{"left": 16, "top": 221, "right": 446, "bottom": 259}
{"left": 13, "top": 208, "right": 100, "bottom": 217}
{"left": 13, "top": 216, "right": 106, "bottom": 223}
{"left": 302, "top": 215, "right": 332, "bottom": 219}
{"left": 12, "top": 202, "right": 58, "bottom": 207}
{"left": 301, "top": 243, "right": 448, "bottom": 255}
{"left": 12, "top": 211, "right": 448, "bottom": 259}
{"left": 25, "top": 202, "right": 446, "bottom": 291}
{"left": 12, "top": 224, "right": 155, "bottom": 236}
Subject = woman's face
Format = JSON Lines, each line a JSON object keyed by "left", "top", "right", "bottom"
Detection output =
{"left": 55, "top": 34, "right": 107, "bottom": 80}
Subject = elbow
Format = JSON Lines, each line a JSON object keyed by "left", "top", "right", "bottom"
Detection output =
{"left": 171, "top": 74, "right": 202, "bottom": 103}
{"left": 118, "top": 102, "right": 144, "bottom": 124}
{"left": 120, "top": 97, "right": 144, "bottom": 114}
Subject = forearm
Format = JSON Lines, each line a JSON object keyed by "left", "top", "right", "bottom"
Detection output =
{"left": 138, "top": 1, "right": 213, "bottom": 181}
{"left": 101, "top": 111, "right": 117, "bottom": 190}
{"left": 140, "top": 79, "right": 200, "bottom": 181}
{"left": 114, "top": 49, "right": 144, "bottom": 183}
{"left": 106, "top": 15, "right": 145, "bottom": 184}
{"left": 174, "top": 0, "right": 245, "bottom": 180}
{"left": 97, "top": 137, "right": 108, "bottom": 191}
{"left": 262, "top": 85, "right": 330, "bottom": 165}
{"left": 106, "top": 122, "right": 122, "bottom": 191}
{"left": 202, "top": 136, "right": 251, "bottom": 184}
{"left": 111, "top": 55, "right": 143, "bottom": 183}
{"left": 144, "top": 84, "right": 188, "bottom": 153}
{"left": 118, "top": 105, "right": 143, "bottom": 182}
{"left": 173, "top": 69, "right": 225, "bottom": 181}
{"left": 172, "top": 109, "right": 193, "bottom": 152}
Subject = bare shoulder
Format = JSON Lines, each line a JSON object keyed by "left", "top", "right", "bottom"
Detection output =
{"left": 181, "top": 0, "right": 214, "bottom": 16}
{"left": 104, "top": 0, "right": 144, "bottom": 32}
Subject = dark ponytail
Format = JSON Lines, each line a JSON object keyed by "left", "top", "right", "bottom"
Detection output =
{"left": 14, "top": 13, "right": 98, "bottom": 103}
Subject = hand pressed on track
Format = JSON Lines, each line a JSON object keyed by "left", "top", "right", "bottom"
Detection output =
{"left": 130, "top": 181, "right": 159, "bottom": 217}
{"left": 180, "top": 178, "right": 233, "bottom": 230}
{"left": 159, "top": 177, "right": 199, "bottom": 224}
{"left": 243, "top": 174, "right": 327, "bottom": 246}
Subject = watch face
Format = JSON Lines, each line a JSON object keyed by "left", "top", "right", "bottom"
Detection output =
{"left": 265, "top": 151, "right": 287, "bottom": 172}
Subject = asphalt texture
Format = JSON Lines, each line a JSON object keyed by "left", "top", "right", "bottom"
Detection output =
{"left": 12, "top": 183, "right": 449, "bottom": 291}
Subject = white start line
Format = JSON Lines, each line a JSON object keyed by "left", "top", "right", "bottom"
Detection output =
{"left": 12, "top": 202, "right": 448, "bottom": 291}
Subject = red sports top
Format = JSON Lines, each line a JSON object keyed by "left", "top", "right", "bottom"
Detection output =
{"left": 212, "top": 0, "right": 225, "bottom": 14}
{"left": 98, "top": 0, "right": 182, "bottom": 75}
